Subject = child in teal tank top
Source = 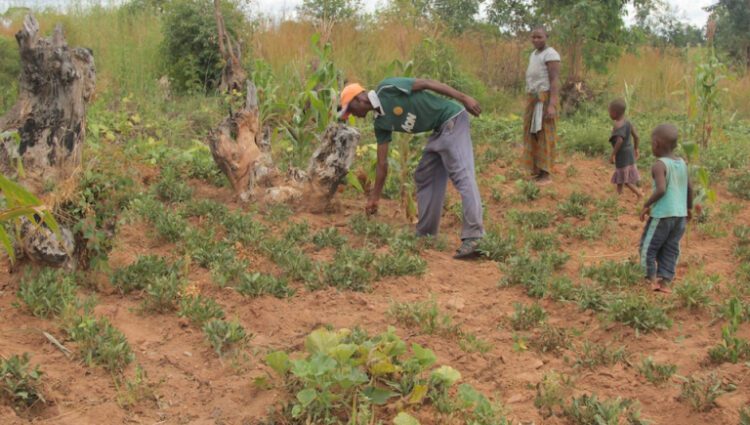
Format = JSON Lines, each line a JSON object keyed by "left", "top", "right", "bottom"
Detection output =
{"left": 639, "top": 124, "right": 694, "bottom": 293}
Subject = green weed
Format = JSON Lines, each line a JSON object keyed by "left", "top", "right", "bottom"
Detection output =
{"left": 222, "top": 212, "right": 268, "bottom": 246}
{"left": 548, "top": 277, "right": 577, "bottom": 302}
{"left": 388, "top": 299, "right": 461, "bottom": 337}
{"left": 203, "top": 319, "right": 248, "bottom": 357}
{"left": 141, "top": 273, "right": 185, "bottom": 313}
{"left": 708, "top": 298, "right": 750, "bottom": 364}
{"left": 606, "top": 293, "right": 672, "bottom": 333}
{"left": 678, "top": 373, "right": 730, "bottom": 412}
{"left": 508, "top": 209, "right": 554, "bottom": 229}
{"left": 66, "top": 313, "right": 135, "bottom": 372}
{"left": 574, "top": 341, "right": 628, "bottom": 369}
{"left": 0, "top": 353, "right": 45, "bottom": 408}
{"left": 264, "top": 204, "right": 293, "bottom": 223}
{"left": 181, "top": 199, "right": 228, "bottom": 222}
{"left": 17, "top": 269, "right": 78, "bottom": 318}
{"left": 534, "top": 371, "right": 571, "bottom": 418}
{"left": 236, "top": 272, "right": 294, "bottom": 298}
{"left": 320, "top": 247, "right": 375, "bottom": 291}
{"left": 210, "top": 255, "right": 251, "bottom": 288}
{"left": 178, "top": 295, "right": 225, "bottom": 326}
{"left": 454, "top": 383, "right": 510, "bottom": 424}
{"left": 728, "top": 171, "right": 750, "bottom": 200}
{"left": 311, "top": 227, "right": 347, "bottom": 250}
{"left": 283, "top": 221, "right": 311, "bottom": 244}
{"left": 183, "top": 228, "right": 234, "bottom": 268}
{"left": 154, "top": 165, "right": 193, "bottom": 203}
{"left": 500, "top": 252, "right": 554, "bottom": 298}
{"left": 515, "top": 180, "right": 540, "bottom": 201}
{"left": 575, "top": 285, "right": 609, "bottom": 312}
{"left": 477, "top": 229, "right": 517, "bottom": 262}
{"left": 638, "top": 357, "right": 676, "bottom": 384}
{"left": 261, "top": 238, "right": 317, "bottom": 283}
{"left": 581, "top": 260, "right": 642, "bottom": 288}
{"left": 508, "top": 302, "right": 547, "bottom": 331}
{"left": 374, "top": 249, "right": 427, "bottom": 278}
{"left": 349, "top": 214, "right": 394, "bottom": 245}
{"left": 115, "top": 364, "right": 159, "bottom": 409}
{"left": 153, "top": 209, "right": 188, "bottom": 242}
{"left": 558, "top": 192, "right": 592, "bottom": 219}
{"left": 564, "top": 394, "right": 647, "bottom": 425}
{"left": 458, "top": 333, "right": 493, "bottom": 354}
{"left": 529, "top": 324, "right": 570, "bottom": 354}
{"left": 674, "top": 272, "right": 717, "bottom": 310}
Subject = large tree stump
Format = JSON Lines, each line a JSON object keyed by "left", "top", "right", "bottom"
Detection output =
{"left": 0, "top": 14, "right": 95, "bottom": 268}
{"left": 208, "top": 82, "right": 273, "bottom": 202}
{"left": 304, "top": 124, "right": 360, "bottom": 210}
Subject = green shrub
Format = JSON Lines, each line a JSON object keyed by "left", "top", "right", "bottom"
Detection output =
{"left": 606, "top": 293, "right": 672, "bottom": 333}
{"left": 236, "top": 272, "right": 294, "bottom": 298}
{"left": 141, "top": 273, "right": 185, "bottom": 313}
{"left": 312, "top": 227, "right": 347, "bottom": 250}
{"left": 582, "top": 260, "right": 642, "bottom": 288}
{"left": 561, "top": 123, "right": 610, "bottom": 157}
{"left": 574, "top": 285, "right": 608, "bottom": 312}
{"left": 111, "top": 255, "right": 180, "bottom": 294}
{"left": 261, "top": 238, "right": 317, "bottom": 283}
{"left": 154, "top": 209, "right": 188, "bottom": 242}
{"left": 575, "top": 341, "right": 628, "bottom": 369}
{"left": 548, "top": 277, "right": 576, "bottom": 301}
{"left": 203, "top": 319, "right": 247, "bottom": 356}
{"left": 321, "top": 247, "right": 375, "bottom": 291}
{"left": 183, "top": 228, "right": 235, "bottom": 268}
{"left": 509, "top": 303, "right": 547, "bottom": 331}
{"left": 178, "top": 295, "right": 225, "bottom": 325}
{"left": 525, "top": 231, "right": 559, "bottom": 252}
{"left": 210, "top": 255, "right": 251, "bottom": 287}
{"left": 500, "top": 252, "right": 553, "bottom": 298}
{"left": 67, "top": 314, "right": 135, "bottom": 372}
{"left": 154, "top": 166, "right": 193, "bottom": 203}
{"left": 478, "top": 229, "right": 517, "bottom": 262}
{"left": 17, "top": 269, "right": 78, "bottom": 318}
{"left": 534, "top": 371, "right": 571, "bottom": 418}
{"left": 161, "top": 0, "right": 249, "bottom": 93}
{"left": 728, "top": 171, "right": 750, "bottom": 200}
{"left": 638, "top": 357, "right": 676, "bottom": 384}
{"left": 0, "top": 353, "right": 45, "bottom": 408}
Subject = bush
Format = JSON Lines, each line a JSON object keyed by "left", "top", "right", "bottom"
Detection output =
{"left": 203, "top": 319, "right": 247, "bottom": 356}
{"left": 161, "top": 0, "right": 249, "bottom": 93}
{"left": 67, "top": 314, "right": 135, "bottom": 372}
{"left": 728, "top": 171, "right": 750, "bottom": 200}
{"left": 0, "top": 353, "right": 45, "bottom": 408}
{"left": 17, "top": 269, "right": 78, "bottom": 318}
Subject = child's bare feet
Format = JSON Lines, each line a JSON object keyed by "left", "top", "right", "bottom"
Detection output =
{"left": 653, "top": 279, "right": 672, "bottom": 294}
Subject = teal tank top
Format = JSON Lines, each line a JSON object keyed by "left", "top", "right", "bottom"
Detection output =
{"left": 651, "top": 157, "right": 688, "bottom": 218}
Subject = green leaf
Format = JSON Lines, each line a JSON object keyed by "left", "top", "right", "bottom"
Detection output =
{"left": 393, "top": 412, "right": 421, "bottom": 425}
{"left": 346, "top": 171, "right": 364, "bottom": 193}
{"left": 0, "top": 227, "right": 15, "bottom": 263}
{"left": 362, "top": 386, "right": 398, "bottom": 405}
{"left": 329, "top": 343, "right": 357, "bottom": 364}
{"left": 406, "top": 384, "right": 428, "bottom": 405}
{"left": 410, "top": 343, "right": 436, "bottom": 368}
{"left": 305, "top": 328, "right": 344, "bottom": 354}
{"left": 265, "top": 351, "right": 290, "bottom": 375}
{"left": 430, "top": 365, "right": 461, "bottom": 386}
{"left": 296, "top": 388, "right": 317, "bottom": 407}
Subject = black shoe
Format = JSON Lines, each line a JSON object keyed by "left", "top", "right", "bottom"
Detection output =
{"left": 453, "top": 238, "right": 481, "bottom": 260}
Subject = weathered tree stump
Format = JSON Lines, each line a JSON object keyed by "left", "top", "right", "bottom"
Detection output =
{"left": 303, "top": 124, "right": 360, "bottom": 210}
{"left": 213, "top": 0, "right": 246, "bottom": 93}
{"left": 0, "top": 14, "right": 95, "bottom": 268}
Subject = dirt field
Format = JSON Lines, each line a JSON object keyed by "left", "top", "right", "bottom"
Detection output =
{"left": 1, "top": 149, "right": 749, "bottom": 425}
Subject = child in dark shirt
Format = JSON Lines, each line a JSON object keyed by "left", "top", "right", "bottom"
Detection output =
{"left": 608, "top": 99, "right": 642, "bottom": 199}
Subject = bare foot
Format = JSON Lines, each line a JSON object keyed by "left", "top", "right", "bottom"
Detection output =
{"left": 650, "top": 281, "right": 661, "bottom": 292}
{"left": 535, "top": 174, "right": 552, "bottom": 186}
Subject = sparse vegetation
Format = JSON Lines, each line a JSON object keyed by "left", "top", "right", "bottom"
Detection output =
{"left": 0, "top": 353, "right": 45, "bottom": 409}
{"left": 17, "top": 269, "right": 78, "bottom": 318}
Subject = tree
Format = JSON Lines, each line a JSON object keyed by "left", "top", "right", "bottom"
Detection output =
{"left": 708, "top": 0, "right": 750, "bottom": 67}
{"left": 384, "top": 0, "right": 481, "bottom": 34}
{"left": 487, "top": 0, "right": 656, "bottom": 80}
{"left": 635, "top": 3, "right": 705, "bottom": 48}
{"left": 297, "top": 0, "right": 363, "bottom": 22}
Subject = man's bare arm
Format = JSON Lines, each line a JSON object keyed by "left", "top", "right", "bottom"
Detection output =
{"left": 412, "top": 79, "right": 481, "bottom": 116}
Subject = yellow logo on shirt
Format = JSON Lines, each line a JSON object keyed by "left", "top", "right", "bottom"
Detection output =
{"left": 393, "top": 106, "right": 403, "bottom": 116}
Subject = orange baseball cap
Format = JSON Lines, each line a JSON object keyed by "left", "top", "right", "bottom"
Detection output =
{"left": 338, "top": 83, "right": 366, "bottom": 120}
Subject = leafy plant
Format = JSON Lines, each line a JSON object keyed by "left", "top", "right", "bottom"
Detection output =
{"left": 548, "top": 276, "right": 577, "bottom": 302}
{"left": 178, "top": 295, "right": 225, "bottom": 325}
{"left": 115, "top": 364, "right": 158, "bottom": 409}
{"left": 284, "top": 221, "right": 311, "bottom": 244}
{"left": 17, "top": 269, "right": 78, "bottom": 318}
{"left": 606, "top": 293, "right": 672, "bottom": 333}
{"left": 674, "top": 272, "right": 717, "bottom": 310}
{"left": 375, "top": 249, "right": 427, "bottom": 278}
{"left": 311, "top": 227, "right": 347, "bottom": 250}
{"left": 499, "top": 252, "right": 554, "bottom": 298}
{"left": 708, "top": 297, "right": 750, "bottom": 364}
{"left": 558, "top": 192, "right": 592, "bottom": 219}
{"left": 575, "top": 285, "right": 609, "bottom": 312}
{"left": 236, "top": 272, "right": 294, "bottom": 298}
{"left": 154, "top": 165, "right": 193, "bottom": 203}
{"left": 203, "top": 319, "right": 247, "bottom": 356}
{"left": 508, "top": 302, "right": 547, "bottom": 331}
{"left": 728, "top": 171, "right": 750, "bottom": 200}
{"left": 0, "top": 353, "right": 45, "bottom": 408}
{"left": 534, "top": 371, "right": 571, "bottom": 418}
{"left": 529, "top": 324, "right": 570, "bottom": 354}
{"left": 182, "top": 199, "right": 228, "bottom": 222}
{"left": 321, "top": 246, "right": 375, "bottom": 291}
{"left": 111, "top": 255, "right": 180, "bottom": 294}
{"left": 141, "top": 273, "right": 185, "bottom": 313}
{"left": 515, "top": 179, "right": 540, "bottom": 201}
{"left": 575, "top": 341, "right": 628, "bottom": 369}
{"left": 581, "top": 260, "right": 642, "bottom": 288}
{"left": 388, "top": 299, "right": 461, "bottom": 337}
{"left": 638, "top": 357, "right": 676, "bottom": 384}
{"left": 564, "top": 394, "right": 647, "bottom": 425}
{"left": 349, "top": 214, "right": 394, "bottom": 246}
{"left": 222, "top": 212, "right": 268, "bottom": 245}
{"left": 508, "top": 209, "right": 554, "bottom": 229}
{"left": 66, "top": 313, "right": 135, "bottom": 372}
{"left": 678, "top": 373, "right": 729, "bottom": 412}
{"left": 477, "top": 229, "right": 517, "bottom": 262}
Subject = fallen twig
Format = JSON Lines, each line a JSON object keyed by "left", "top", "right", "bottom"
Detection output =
{"left": 43, "top": 331, "right": 72, "bottom": 359}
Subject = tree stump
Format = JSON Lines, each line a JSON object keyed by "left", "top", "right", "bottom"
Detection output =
{"left": 213, "top": 0, "right": 246, "bottom": 93}
{"left": 304, "top": 123, "right": 360, "bottom": 211}
{"left": 0, "top": 14, "right": 95, "bottom": 191}
{"left": 0, "top": 14, "right": 95, "bottom": 268}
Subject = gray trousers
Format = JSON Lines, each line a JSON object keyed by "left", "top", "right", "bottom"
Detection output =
{"left": 414, "top": 110, "right": 484, "bottom": 240}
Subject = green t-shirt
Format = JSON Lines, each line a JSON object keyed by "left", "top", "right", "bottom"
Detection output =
{"left": 373, "top": 77, "right": 464, "bottom": 144}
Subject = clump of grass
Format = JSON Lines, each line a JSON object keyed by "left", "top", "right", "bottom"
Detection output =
{"left": 574, "top": 341, "right": 628, "bottom": 369}
{"left": 515, "top": 179, "right": 540, "bottom": 201}
{"left": 264, "top": 204, "right": 293, "bottom": 223}
{"left": 563, "top": 394, "right": 647, "bottom": 425}
{"left": 606, "top": 293, "right": 672, "bottom": 333}
{"left": 0, "top": 353, "right": 45, "bottom": 409}
{"left": 311, "top": 227, "right": 347, "bottom": 250}
{"left": 181, "top": 199, "right": 228, "bottom": 222}
{"left": 141, "top": 273, "right": 185, "bottom": 313}
{"left": 17, "top": 269, "right": 78, "bottom": 318}
{"left": 728, "top": 171, "right": 750, "bottom": 200}
{"left": 529, "top": 324, "right": 570, "bottom": 354}
{"left": 375, "top": 249, "right": 427, "bottom": 278}
{"left": 320, "top": 246, "right": 375, "bottom": 291}
{"left": 638, "top": 357, "right": 676, "bottom": 384}
{"left": 508, "top": 209, "right": 554, "bottom": 229}
{"left": 210, "top": 255, "right": 251, "bottom": 288}
{"left": 679, "top": 373, "right": 730, "bottom": 412}
{"left": 203, "top": 319, "right": 248, "bottom": 356}
{"left": 388, "top": 298, "right": 461, "bottom": 337}
{"left": 183, "top": 228, "right": 234, "bottom": 268}
{"left": 261, "top": 238, "right": 317, "bottom": 283}
{"left": 154, "top": 165, "right": 193, "bottom": 203}
{"left": 534, "top": 371, "right": 571, "bottom": 418}
{"left": 674, "top": 272, "right": 717, "bottom": 311}
{"left": 349, "top": 214, "right": 394, "bottom": 245}
{"left": 575, "top": 285, "right": 609, "bottom": 312}
{"left": 548, "top": 277, "right": 576, "bottom": 301}
{"left": 115, "top": 364, "right": 159, "bottom": 409}
{"left": 581, "top": 260, "right": 642, "bottom": 288}
{"left": 236, "top": 272, "right": 294, "bottom": 298}
{"left": 477, "top": 228, "right": 517, "bottom": 262}
{"left": 66, "top": 313, "right": 135, "bottom": 372}
{"left": 222, "top": 212, "right": 267, "bottom": 245}
{"left": 458, "top": 333, "right": 493, "bottom": 354}
{"left": 500, "top": 252, "right": 554, "bottom": 298}
{"left": 525, "top": 231, "right": 560, "bottom": 252}
{"left": 508, "top": 302, "right": 547, "bottom": 331}
{"left": 178, "top": 295, "right": 225, "bottom": 326}
{"left": 283, "top": 221, "right": 311, "bottom": 243}
{"left": 557, "top": 192, "right": 591, "bottom": 219}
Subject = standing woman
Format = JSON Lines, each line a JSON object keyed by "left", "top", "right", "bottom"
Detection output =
{"left": 522, "top": 27, "right": 561, "bottom": 184}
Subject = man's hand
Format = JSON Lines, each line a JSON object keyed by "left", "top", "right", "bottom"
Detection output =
{"left": 462, "top": 96, "right": 481, "bottom": 117}
{"left": 610, "top": 154, "right": 615, "bottom": 164}
{"left": 545, "top": 104, "right": 557, "bottom": 120}
{"left": 640, "top": 206, "right": 650, "bottom": 222}
{"left": 365, "top": 197, "right": 379, "bottom": 216}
